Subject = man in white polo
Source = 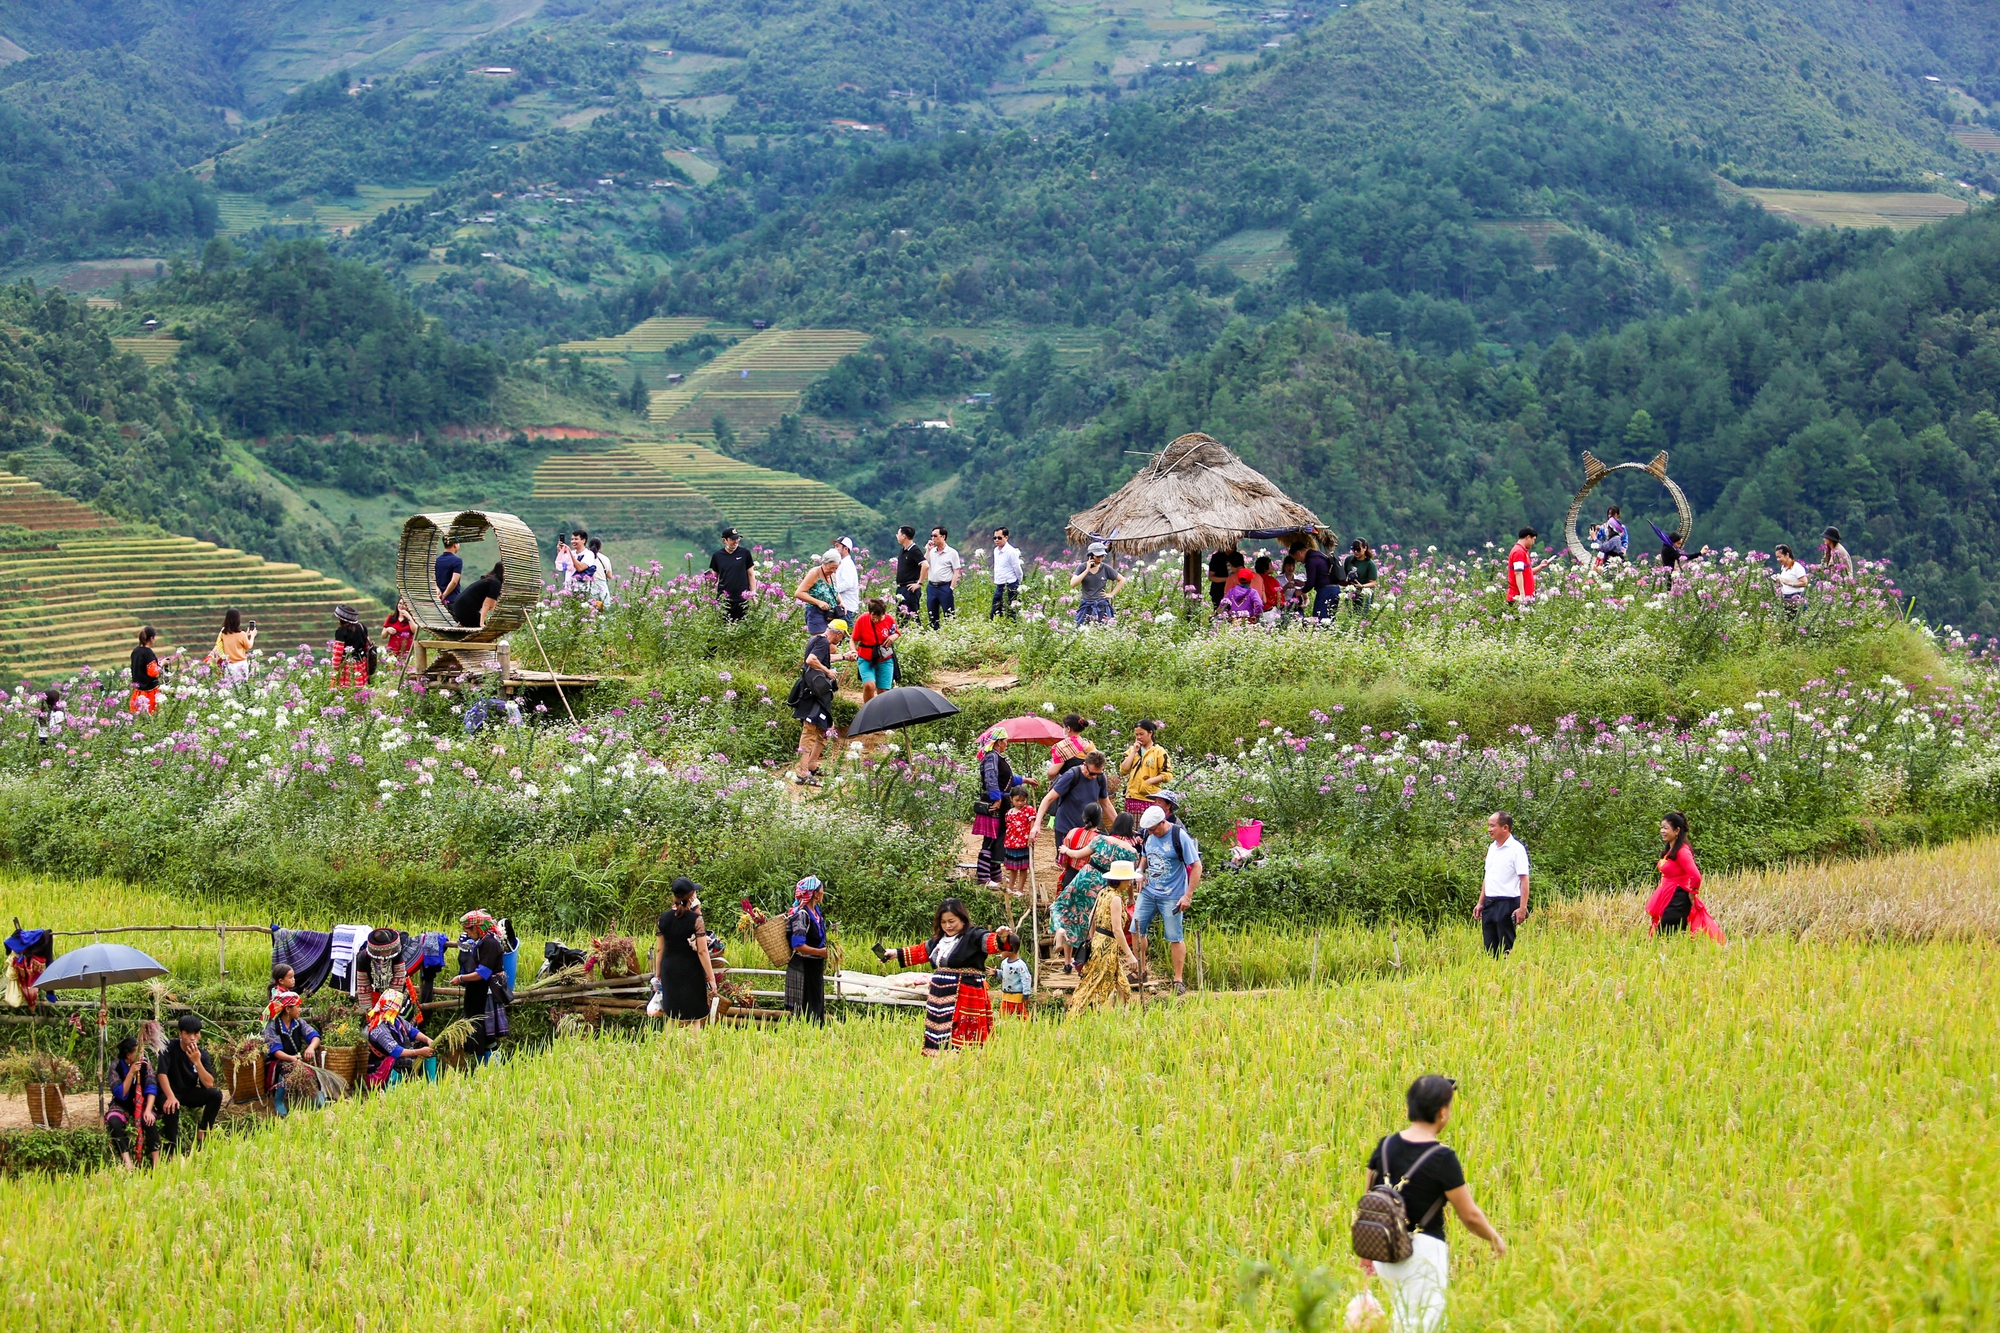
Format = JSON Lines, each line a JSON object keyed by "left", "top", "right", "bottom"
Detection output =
{"left": 1474, "top": 810, "right": 1530, "bottom": 956}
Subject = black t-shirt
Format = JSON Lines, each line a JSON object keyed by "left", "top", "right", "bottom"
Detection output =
{"left": 709, "top": 546, "right": 754, "bottom": 594}
{"left": 435, "top": 551, "right": 463, "bottom": 596}
{"left": 452, "top": 576, "right": 502, "bottom": 627}
{"left": 895, "top": 544, "right": 924, "bottom": 587}
{"left": 158, "top": 1043, "right": 217, "bottom": 1102}
{"left": 1208, "top": 551, "right": 1232, "bottom": 582}
{"left": 1367, "top": 1134, "right": 1467, "bottom": 1242}
{"left": 131, "top": 644, "right": 159, "bottom": 691}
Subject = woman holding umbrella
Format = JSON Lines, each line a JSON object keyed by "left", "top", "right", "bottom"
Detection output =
{"left": 972, "top": 725, "right": 1025, "bottom": 885}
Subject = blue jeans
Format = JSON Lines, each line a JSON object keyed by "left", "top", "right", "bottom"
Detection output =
{"left": 926, "top": 583, "right": 956, "bottom": 628}
{"left": 1133, "top": 887, "right": 1185, "bottom": 943}
{"left": 1075, "top": 598, "right": 1114, "bottom": 625}
{"left": 1311, "top": 586, "right": 1340, "bottom": 620}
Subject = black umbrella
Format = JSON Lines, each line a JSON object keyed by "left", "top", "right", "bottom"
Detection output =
{"left": 846, "top": 685, "right": 960, "bottom": 737}
{"left": 36, "top": 942, "right": 170, "bottom": 1123}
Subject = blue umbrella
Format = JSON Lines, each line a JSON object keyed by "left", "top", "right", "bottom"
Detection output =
{"left": 35, "top": 943, "right": 169, "bottom": 1122}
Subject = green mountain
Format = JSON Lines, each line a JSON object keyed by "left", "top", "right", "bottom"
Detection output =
{"left": 765, "top": 204, "right": 2000, "bottom": 631}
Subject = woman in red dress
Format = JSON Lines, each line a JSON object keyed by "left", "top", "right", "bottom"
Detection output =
{"left": 1646, "top": 811, "right": 1724, "bottom": 942}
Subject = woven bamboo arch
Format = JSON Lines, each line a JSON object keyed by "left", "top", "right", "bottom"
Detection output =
{"left": 397, "top": 510, "right": 542, "bottom": 642}
{"left": 1563, "top": 451, "right": 1693, "bottom": 565}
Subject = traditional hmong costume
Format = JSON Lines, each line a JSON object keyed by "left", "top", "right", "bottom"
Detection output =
{"left": 106, "top": 1055, "right": 160, "bottom": 1160}
{"left": 365, "top": 990, "right": 425, "bottom": 1088}
{"left": 459, "top": 910, "right": 510, "bottom": 1059}
{"left": 262, "top": 990, "right": 320, "bottom": 1104}
{"left": 971, "top": 727, "right": 1022, "bottom": 884}
{"left": 888, "top": 928, "right": 1007, "bottom": 1052}
{"left": 356, "top": 927, "right": 421, "bottom": 1022}
{"left": 3, "top": 926, "right": 53, "bottom": 1008}
{"left": 784, "top": 877, "right": 827, "bottom": 1025}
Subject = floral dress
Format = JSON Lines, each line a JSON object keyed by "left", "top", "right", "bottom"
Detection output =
{"left": 1050, "top": 834, "right": 1137, "bottom": 950}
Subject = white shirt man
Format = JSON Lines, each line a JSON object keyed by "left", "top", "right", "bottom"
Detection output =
{"left": 1475, "top": 813, "right": 1530, "bottom": 957}
{"left": 918, "top": 528, "right": 962, "bottom": 628}
{"left": 990, "top": 527, "right": 1023, "bottom": 620}
{"left": 832, "top": 536, "right": 861, "bottom": 616}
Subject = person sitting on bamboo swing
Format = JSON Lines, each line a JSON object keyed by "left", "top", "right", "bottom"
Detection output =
{"left": 365, "top": 989, "right": 433, "bottom": 1088}
{"left": 262, "top": 989, "right": 322, "bottom": 1115}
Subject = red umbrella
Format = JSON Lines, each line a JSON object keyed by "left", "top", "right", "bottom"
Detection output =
{"left": 993, "top": 715, "right": 1069, "bottom": 745}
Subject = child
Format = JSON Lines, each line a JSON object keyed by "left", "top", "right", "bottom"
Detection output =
{"left": 997, "top": 933, "right": 1032, "bottom": 1020}
{"left": 271, "top": 963, "right": 296, "bottom": 1002}
{"left": 34, "top": 689, "right": 64, "bottom": 744}
{"left": 1002, "top": 787, "right": 1037, "bottom": 900}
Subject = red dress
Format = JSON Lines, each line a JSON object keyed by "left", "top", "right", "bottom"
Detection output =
{"left": 1646, "top": 844, "right": 1724, "bottom": 942}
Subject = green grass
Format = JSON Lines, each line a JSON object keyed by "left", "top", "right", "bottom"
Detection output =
{"left": 0, "top": 910, "right": 1991, "bottom": 1329}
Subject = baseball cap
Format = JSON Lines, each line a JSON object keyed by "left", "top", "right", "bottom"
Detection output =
{"left": 837, "top": 536, "right": 855, "bottom": 551}
{"left": 1087, "top": 541, "right": 1109, "bottom": 557}
{"left": 826, "top": 619, "right": 850, "bottom": 635}
{"left": 720, "top": 527, "right": 739, "bottom": 539}
{"left": 1139, "top": 806, "right": 1167, "bottom": 831}
{"left": 1154, "top": 789, "right": 1182, "bottom": 807}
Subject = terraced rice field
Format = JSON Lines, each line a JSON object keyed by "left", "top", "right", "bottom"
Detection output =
{"left": 1735, "top": 187, "right": 1971, "bottom": 231}
{"left": 0, "top": 472, "right": 110, "bottom": 532}
{"left": 1198, "top": 227, "right": 1297, "bottom": 281}
{"left": 109, "top": 337, "right": 183, "bottom": 366}
{"left": 556, "top": 316, "right": 727, "bottom": 355}
{"left": 646, "top": 327, "right": 870, "bottom": 429}
{"left": 1950, "top": 125, "right": 2000, "bottom": 156}
{"left": 213, "top": 186, "right": 435, "bottom": 237}
{"left": 1469, "top": 217, "right": 1577, "bottom": 269}
{"left": 625, "top": 436, "right": 880, "bottom": 550}
{"left": 523, "top": 446, "right": 725, "bottom": 539}
{"left": 0, "top": 513, "right": 381, "bottom": 683}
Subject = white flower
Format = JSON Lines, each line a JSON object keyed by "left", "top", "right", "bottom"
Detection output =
{"left": 1042, "top": 702, "right": 1056, "bottom": 713}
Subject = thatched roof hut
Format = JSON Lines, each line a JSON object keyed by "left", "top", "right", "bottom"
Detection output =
{"left": 1065, "top": 432, "right": 1325, "bottom": 558}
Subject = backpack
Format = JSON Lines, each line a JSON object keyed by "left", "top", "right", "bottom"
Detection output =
{"left": 1351, "top": 1137, "right": 1447, "bottom": 1264}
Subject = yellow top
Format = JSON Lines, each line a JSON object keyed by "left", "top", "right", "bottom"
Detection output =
{"left": 1120, "top": 743, "right": 1172, "bottom": 800}
{"left": 214, "top": 630, "right": 254, "bottom": 663}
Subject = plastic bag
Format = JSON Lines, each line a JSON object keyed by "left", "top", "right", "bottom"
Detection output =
{"left": 1344, "top": 1289, "right": 1385, "bottom": 1330}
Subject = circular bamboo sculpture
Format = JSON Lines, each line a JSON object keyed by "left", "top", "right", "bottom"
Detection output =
{"left": 1563, "top": 451, "right": 1693, "bottom": 565}
{"left": 397, "top": 510, "right": 541, "bottom": 642}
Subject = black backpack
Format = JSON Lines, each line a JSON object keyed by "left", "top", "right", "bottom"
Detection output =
{"left": 1351, "top": 1137, "right": 1446, "bottom": 1264}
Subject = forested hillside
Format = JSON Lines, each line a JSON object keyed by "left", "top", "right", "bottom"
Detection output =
{"left": 759, "top": 205, "right": 2000, "bottom": 630}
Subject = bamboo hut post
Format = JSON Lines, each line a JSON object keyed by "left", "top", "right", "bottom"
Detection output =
{"left": 217, "top": 926, "right": 227, "bottom": 977}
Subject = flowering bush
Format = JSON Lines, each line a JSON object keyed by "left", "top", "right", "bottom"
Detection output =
{"left": 1177, "top": 663, "right": 2000, "bottom": 924}
{"left": 0, "top": 650, "right": 958, "bottom": 934}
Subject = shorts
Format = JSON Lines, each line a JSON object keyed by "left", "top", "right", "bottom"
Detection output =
{"left": 1133, "top": 887, "right": 1184, "bottom": 943}
{"left": 805, "top": 606, "right": 831, "bottom": 635}
{"left": 1003, "top": 846, "right": 1031, "bottom": 867}
{"left": 856, "top": 656, "right": 895, "bottom": 690}
{"left": 223, "top": 659, "right": 252, "bottom": 684}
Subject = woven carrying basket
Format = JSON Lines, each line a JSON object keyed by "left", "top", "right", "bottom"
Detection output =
{"left": 752, "top": 916, "right": 792, "bottom": 967}
{"left": 26, "top": 1083, "right": 65, "bottom": 1128}
{"left": 226, "top": 1053, "right": 265, "bottom": 1103}
{"left": 322, "top": 1045, "right": 364, "bottom": 1089}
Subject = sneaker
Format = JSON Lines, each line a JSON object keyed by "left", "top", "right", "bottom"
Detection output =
{"left": 1174, "top": 980, "right": 1187, "bottom": 997}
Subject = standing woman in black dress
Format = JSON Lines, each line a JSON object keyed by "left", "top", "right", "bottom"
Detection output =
{"left": 656, "top": 877, "right": 718, "bottom": 1025}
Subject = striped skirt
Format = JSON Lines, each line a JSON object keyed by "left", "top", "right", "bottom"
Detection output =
{"left": 922, "top": 969, "right": 992, "bottom": 1052}
{"left": 971, "top": 814, "right": 1003, "bottom": 883}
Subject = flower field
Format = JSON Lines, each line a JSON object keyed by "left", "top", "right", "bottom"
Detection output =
{"left": 1, "top": 903, "right": 1994, "bottom": 1331}
{"left": 3, "top": 541, "right": 1998, "bottom": 932}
